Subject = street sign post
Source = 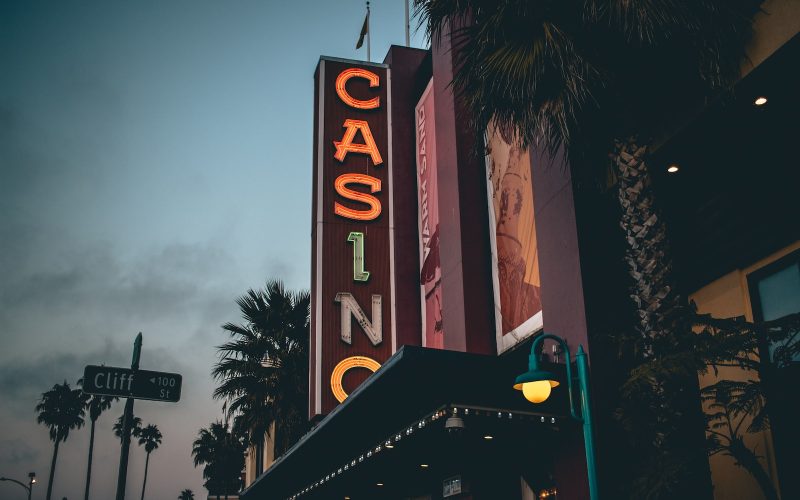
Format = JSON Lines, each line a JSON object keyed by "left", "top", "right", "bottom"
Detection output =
{"left": 83, "top": 365, "right": 182, "bottom": 402}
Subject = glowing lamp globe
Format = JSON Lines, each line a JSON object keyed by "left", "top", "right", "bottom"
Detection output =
{"left": 513, "top": 358, "right": 560, "bottom": 404}
{"left": 522, "top": 380, "right": 554, "bottom": 403}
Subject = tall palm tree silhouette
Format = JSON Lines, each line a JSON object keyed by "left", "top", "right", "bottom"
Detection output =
{"left": 36, "top": 381, "right": 86, "bottom": 500}
{"left": 77, "top": 379, "right": 117, "bottom": 500}
{"left": 137, "top": 424, "right": 162, "bottom": 500}
{"left": 192, "top": 422, "right": 246, "bottom": 500}
{"left": 213, "top": 280, "right": 310, "bottom": 471}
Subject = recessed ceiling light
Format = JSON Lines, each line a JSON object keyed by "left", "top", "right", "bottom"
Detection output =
{"left": 483, "top": 435, "right": 493, "bottom": 440}
{"left": 376, "top": 482, "right": 384, "bottom": 487}
{"left": 667, "top": 164, "right": 679, "bottom": 173}
{"left": 754, "top": 96, "right": 768, "bottom": 106}
{"left": 420, "top": 464, "right": 429, "bottom": 468}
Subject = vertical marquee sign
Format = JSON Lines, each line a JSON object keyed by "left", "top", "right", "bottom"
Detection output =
{"left": 311, "top": 57, "right": 395, "bottom": 417}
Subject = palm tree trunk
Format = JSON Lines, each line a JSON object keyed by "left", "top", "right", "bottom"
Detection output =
{"left": 140, "top": 452, "right": 150, "bottom": 500}
{"left": 84, "top": 418, "right": 96, "bottom": 500}
{"left": 613, "top": 136, "right": 713, "bottom": 498}
{"left": 46, "top": 439, "right": 60, "bottom": 500}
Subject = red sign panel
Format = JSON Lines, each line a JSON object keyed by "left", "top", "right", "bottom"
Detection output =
{"left": 310, "top": 58, "right": 395, "bottom": 416}
{"left": 415, "top": 79, "right": 444, "bottom": 349}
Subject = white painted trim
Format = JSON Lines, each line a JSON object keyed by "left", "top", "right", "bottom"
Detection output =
{"left": 314, "top": 60, "right": 325, "bottom": 413}
{"left": 387, "top": 67, "right": 397, "bottom": 354}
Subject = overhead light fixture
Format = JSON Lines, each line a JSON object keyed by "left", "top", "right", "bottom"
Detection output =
{"left": 420, "top": 464, "right": 429, "bottom": 468}
{"left": 754, "top": 96, "right": 768, "bottom": 106}
{"left": 667, "top": 164, "right": 680, "bottom": 174}
{"left": 376, "top": 482, "right": 384, "bottom": 487}
{"left": 483, "top": 435, "right": 493, "bottom": 440}
{"left": 385, "top": 443, "right": 394, "bottom": 449}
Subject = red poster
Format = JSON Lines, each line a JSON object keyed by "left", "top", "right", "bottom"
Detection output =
{"left": 415, "top": 80, "right": 444, "bottom": 349}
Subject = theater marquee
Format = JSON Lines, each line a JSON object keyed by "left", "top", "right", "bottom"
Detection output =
{"left": 310, "top": 57, "right": 396, "bottom": 416}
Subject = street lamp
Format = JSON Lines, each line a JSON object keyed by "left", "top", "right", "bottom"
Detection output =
{"left": 0, "top": 471, "right": 35, "bottom": 500}
{"left": 513, "top": 333, "right": 599, "bottom": 500}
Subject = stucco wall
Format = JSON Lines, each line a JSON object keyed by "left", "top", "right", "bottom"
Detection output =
{"left": 690, "top": 241, "right": 800, "bottom": 499}
{"left": 743, "top": 0, "right": 800, "bottom": 75}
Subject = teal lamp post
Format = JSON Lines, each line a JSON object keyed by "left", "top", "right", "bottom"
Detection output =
{"left": 513, "top": 333, "right": 599, "bottom": 500}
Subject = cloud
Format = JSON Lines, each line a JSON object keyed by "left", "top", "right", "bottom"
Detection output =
{"left": 0, "top": 438, "right": 40, "bottom": 465}
{"left": 0, "top": 340, "right": 187, "bottom": 414}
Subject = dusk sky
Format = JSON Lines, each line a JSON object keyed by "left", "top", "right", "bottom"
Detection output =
{"left": 0, "top": 1, "right": 426, "bottom": 498}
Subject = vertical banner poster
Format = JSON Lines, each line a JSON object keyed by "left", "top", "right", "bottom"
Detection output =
{"left": 415, "top": 79, "right": 444, "bottom": 349}
{"left": 310, "top": 57, "right": 395, "bottom": 416}
{"left": 484, "top": 121, "right": 543, "bottom": 353}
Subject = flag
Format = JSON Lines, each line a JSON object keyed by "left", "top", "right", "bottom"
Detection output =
{"left": 356, "top": 9, "right": 369, "bottom": 49}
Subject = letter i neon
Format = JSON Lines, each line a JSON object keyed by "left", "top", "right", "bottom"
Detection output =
{"left": 347, "top": 231, "right": 370, "bottom": 282}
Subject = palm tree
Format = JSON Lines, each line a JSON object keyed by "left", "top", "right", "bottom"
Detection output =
{"left": 137, "top": 424, "right": 162, "bottom": 500}
{"left": 36, "top": 381, "right": 86, "bottom": 500}
{"left": 414, "top": 1, "right": 761, "bottom": 497}
{"left": 77, "top": 379, "right": 117, "bottom": 500}
{"left": 178, "top": 490, "right": 195, "bottom": 500}
{"left": 113, "top": 414, "right": 143, "bottom": 443}
{"left": 192, "top": 422, "right": 246, "bottom": 500}
{"left": 213, "top": 280, "right": 310, "bottom": 469}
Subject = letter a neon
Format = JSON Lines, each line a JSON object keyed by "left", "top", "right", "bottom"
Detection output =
{"left": 334, "top": 119, "right": 383, "bottom": 165}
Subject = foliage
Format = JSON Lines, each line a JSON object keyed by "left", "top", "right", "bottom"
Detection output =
{"left": 77, "top": 378, "right": 117, "bottom": 500}
{"left": 36, "top": 380, "right": 87, "bottom": 500}
{"left": 138, "top": 424, "right": 162, "bottom": 454}
{"left": 36, "top": 381, "right": 87, "bottom": 443}
{"left": 413, "top": 0, "right": 760, "bottom": 161}
{"left": 191, "top": 421, "right": 247, "bottom": 496}
{"left": 213, "top": 280, "right": 311, "bottom": 457}
{"left": 113, "top": 414, "right": 143, "bottom": 442}
{"left": 178, "top": 490, "right": 195, "bottom": 500}
{"left": 626, "top": 310, "right": 800, "bottom": 500}
{"left": 137, "top": 424, "right": 162, "bottom": 500}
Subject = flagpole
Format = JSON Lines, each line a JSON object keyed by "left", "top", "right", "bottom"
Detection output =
{"left": 404, "top": 0, "right": 410, "bottom": 46}
{"left": 366, "top": 1, "right": 371, "bottom": 62}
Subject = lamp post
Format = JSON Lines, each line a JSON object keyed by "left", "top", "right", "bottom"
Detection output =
{"left": 0, "top": 472, "right": 36, "bottom": 500}
{"left": 513, "top": 333, "right": 599, "bottom": 500}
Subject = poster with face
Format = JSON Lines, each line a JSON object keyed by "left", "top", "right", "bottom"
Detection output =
{"left": 485, "top": 121, "right": 543, "bottom": 353}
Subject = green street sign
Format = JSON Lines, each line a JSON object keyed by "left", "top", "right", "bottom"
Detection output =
{"left": 83, "top": 365, "right": 182, "bottom": 402}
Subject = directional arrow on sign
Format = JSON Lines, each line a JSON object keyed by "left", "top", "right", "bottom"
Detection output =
{"left": 83, "top": 365, "right": 182, "bottom": 402}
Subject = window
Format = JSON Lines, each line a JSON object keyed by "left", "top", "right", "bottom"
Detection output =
{"left": 748, "top": 248, "right": 800, "bottom": 362}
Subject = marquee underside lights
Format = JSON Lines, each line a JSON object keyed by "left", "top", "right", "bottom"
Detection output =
{"left": 288, "top": 405, "right": 561, "bottom": 499}
{"left": 330, "top": 356, "right": 381, "bottom": 403}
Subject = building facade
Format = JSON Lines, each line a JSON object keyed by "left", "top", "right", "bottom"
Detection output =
{"left": 241, "top": 2, "right": 799, "bottom": 498}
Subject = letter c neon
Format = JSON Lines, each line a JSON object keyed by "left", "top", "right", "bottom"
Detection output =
{"left": 330, "top": 356, "right": 381, "bottom": 403}
{"left": 335, "top": 68, "right": 380, "bottom": 109}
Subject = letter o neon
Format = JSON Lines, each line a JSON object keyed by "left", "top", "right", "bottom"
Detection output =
{"left": 330, "top": 356, "right": 381, "bottom": 403}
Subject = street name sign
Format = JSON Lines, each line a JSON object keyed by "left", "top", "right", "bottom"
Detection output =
{"left": 83, "top": 365, "right": 182, "bottom": 402}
